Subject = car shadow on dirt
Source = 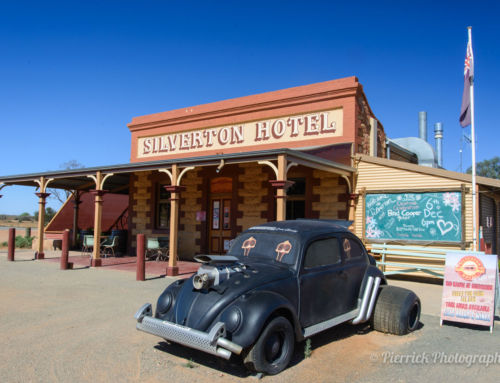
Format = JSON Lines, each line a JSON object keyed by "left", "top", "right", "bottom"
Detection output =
{"left": 154, "top": 341, "right": 250, "bottom": 377}
{"left": 151, "top": 318, "right": 426, "bottom": 378}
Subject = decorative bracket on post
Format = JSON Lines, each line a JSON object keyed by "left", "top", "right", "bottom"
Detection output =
{"left": 0, "top": 182, "right": 7, "bottom": 197}
{"left": 341, "top": 175, "right": 352, "bottom": 194}
{"left": 158, "top": 166, "right": 194, "bottom": 187}
{"left": 159, "top": 165, "right": 195, "bottom": 277}
{"left": 34, "top": 177, "right": 54, "bottom": 193}
{"left": 86, "top": 171, "right": 113, "bottom": 267}
{"left": 258, "top": 160, "right": 279, "bottom": 179}
{"left": 258, "top": 155, "right": 295, "bottom": 221}
{"left": 258, "top": 160, "right": 298, "bottom": 181}
{"left": 286, "top": 162, "right": 298, "bottom": 173}
{"left": 178, "top": 166, "right": 195, "bottom": 185}
{"left": 158, "top": 168, "right": 173, "bottom": 183}
{"left": 87, "top": 173, "right": 114, "bottom": 190}
{"left": 33, "top": 176, "right": 54, "bottom": 260}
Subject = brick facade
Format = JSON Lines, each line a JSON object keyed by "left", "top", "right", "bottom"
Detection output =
{"left": 178, "top": 169, "right": 202, "bottom": 260}
{"left": 236, "top": 163, "right": 269, "bottom": 232}
{"left": 129, "top": 171, "right": 153, "bottom": 249}
{"left": 312, "top": 170, "right": 348, "bottom": 220}
{"left": 128, "top": 165, "right": 349, "bottom": 259}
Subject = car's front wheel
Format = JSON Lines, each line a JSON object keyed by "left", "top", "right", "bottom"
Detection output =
{"left": 244, "top": 316, "right": 294, "bottom": 375}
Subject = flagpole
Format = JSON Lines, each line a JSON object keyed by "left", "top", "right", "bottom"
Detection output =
{"left": 468, "top": 26, "right": 477, "bottom": 251}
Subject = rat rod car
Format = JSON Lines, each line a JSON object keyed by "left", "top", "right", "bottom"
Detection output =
{"left": 135, "top": 220, "right": 421, "bottom": 375}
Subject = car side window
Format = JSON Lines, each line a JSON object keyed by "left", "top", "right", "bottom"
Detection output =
{"left": 342, "top": 237, "right": 364, "bottom": 260}
{"left": 304, "top": 238, "right": 341, "bottom": 269}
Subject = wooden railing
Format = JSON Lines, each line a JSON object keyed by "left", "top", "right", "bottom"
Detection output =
{"left": 369, "top": 243, "right": 484, "bottom": 278}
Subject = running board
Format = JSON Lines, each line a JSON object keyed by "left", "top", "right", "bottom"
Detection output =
{"left": 303, "top": 309, "right": 359, "bottom": 338}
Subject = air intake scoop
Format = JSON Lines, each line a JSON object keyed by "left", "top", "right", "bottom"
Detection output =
{"left": 194, "top": 255, "right": 239, "bottom": 264}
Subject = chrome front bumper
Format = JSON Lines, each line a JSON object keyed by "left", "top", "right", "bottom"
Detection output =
{"left": 134, "top": 303, "right": 243, "bottom": 360}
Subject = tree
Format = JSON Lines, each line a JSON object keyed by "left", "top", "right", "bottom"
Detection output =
{"left": 33, "top": 207, "right": 56, "bottom": 223}
{"left": 17, "top": 212, "right": 32, "bottom": 222}
{"left": 49, "top": 160, "right": 85, "bottom": 204}
{"left": 45, "top": 207, "right": 56, "bottom": 222}
{"left": 467, "top": 156, "right": 500, "bottom": 180}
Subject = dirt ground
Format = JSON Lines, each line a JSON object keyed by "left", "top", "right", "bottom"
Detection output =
{"left": 0, "top": 250, "right": 498, "bottom": 383}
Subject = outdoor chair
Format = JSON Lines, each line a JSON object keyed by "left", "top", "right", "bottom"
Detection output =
{"left": 81, "top": 235, "right": 94, "bottom": 256}
{"left": 101, "top": 236, "right": 119, "bottom": 258}
{"left": 146, "top": 237, "right": 169, "bottom": 261}
{"left": 157, "top": 237, "right": 170, "bottom": 261}
{"left": 146, "top": 238, "right": 160, "bottom": 261}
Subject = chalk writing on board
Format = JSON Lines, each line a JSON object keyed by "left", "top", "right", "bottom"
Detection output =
{"left": 365, "top": 192, "right": 462, "bottom": 242}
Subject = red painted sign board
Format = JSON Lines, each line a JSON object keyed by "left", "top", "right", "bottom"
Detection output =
{"left": 440, "top": 253, "right": 498, "bottom": 331}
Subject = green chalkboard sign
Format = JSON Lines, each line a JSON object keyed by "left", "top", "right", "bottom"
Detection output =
{"left": 365, "top": 192, "right": 462, "bottom": 243}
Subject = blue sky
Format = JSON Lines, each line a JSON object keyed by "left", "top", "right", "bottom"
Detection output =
{"left": 0, "top": 0, "right": 498, "bottom": 215}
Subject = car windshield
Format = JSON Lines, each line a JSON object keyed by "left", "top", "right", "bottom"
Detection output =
{"left": 227, "top": 232, "right": 299, "bottom": 265}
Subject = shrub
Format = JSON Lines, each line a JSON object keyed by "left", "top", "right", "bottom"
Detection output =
{"left": 15, "top": 236, "right": 34, "bottom": 248}
{"left": 304, "top": 338, "right": 312, "bottom": 358}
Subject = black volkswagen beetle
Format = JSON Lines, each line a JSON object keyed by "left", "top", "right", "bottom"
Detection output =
{"left": 135, "top": 220, "right": 421, "bottom": 375}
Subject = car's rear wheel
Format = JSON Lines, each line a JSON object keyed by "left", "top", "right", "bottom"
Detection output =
{"left": 244, "top": 316, "right": 294, "bottom": 375}
{"left": 371, "top": 285, "right": 421, "bottom": 335}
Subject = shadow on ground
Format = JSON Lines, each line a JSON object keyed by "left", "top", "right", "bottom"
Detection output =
{"left": 151, "top": 318, "right": 418, "bottom": 378}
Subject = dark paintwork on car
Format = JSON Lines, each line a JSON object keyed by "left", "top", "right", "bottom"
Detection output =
{"left": 154, "top": 220, "right": 385, "bottom": 348}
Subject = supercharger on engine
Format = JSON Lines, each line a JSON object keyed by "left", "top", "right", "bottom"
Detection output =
{"left": 192, "top": 255, "right": 246, "bottom": 290}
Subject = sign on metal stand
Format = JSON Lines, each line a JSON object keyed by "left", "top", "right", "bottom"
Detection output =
{"left": 440, "top": 253, "right": 498, "bottom": 333}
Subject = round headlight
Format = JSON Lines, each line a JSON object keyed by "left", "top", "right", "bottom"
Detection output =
{"left": 156, "top": 291, "right": 173, "bottom": 315}
{"left": 223, "top": 306, "right": 242, "bottom": 333}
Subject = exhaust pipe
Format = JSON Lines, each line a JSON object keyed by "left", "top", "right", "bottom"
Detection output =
{"left": 352, "top": 276, "right": 374, "bottom": 324}
{"left": 351, "top": 276, "right": 381, "bottom": 324}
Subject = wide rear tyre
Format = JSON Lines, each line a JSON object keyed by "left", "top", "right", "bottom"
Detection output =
{"left": 244, "top": 316, "right": 294, "bottom": 375}
{"left": 371, "top": 285, "right": 421, "bottom": 335}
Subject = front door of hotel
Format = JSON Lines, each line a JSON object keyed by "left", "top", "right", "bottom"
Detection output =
{"left": 209, "top": 177, "right": 233, "bottom": 254}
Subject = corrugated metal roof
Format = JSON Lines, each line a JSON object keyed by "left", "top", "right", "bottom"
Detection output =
{"left": 355, "top": 154, "right": 500, "bottom": 189}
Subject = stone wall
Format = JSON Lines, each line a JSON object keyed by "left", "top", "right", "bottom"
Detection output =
{"left": 129, "top": 171, "right": 153, "bottom": 249}
{"left": 236, "top": 163, "right": 269, "bottom": 231}
{"left": 128, "top": 169, "right": 203, "bottom": 260}
{"left": 312, "top": 170, "right": 348, "bottom": 219}
{"left": 128, "top": 166, "right": 349, "bottom": 257}
{"left": 178, "top": 169, "right": 202, "bottom": 260}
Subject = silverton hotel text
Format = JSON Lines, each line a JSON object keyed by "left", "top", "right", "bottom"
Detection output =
{"left": 138, "top": 109, "right": 343, "bottom": 158}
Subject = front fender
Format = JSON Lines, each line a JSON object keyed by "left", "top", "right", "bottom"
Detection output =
{"left": 155, "top": 279, "right": 186, "bottom": 318}
{"left": 219, "top": 291, "right": 301, "bottom": 349}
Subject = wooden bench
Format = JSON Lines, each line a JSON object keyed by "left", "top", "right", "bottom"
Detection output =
{"left": 369, "top": 243, "right": 484, "bottom": 278}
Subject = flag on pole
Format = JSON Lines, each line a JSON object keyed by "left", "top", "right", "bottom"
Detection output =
{"left": 459, "top": 32, "right": 474, "bottom": 127}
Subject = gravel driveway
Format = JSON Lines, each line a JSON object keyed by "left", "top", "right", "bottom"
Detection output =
{"left": 1, "top": 250, "right": 498, "bottom": 382}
